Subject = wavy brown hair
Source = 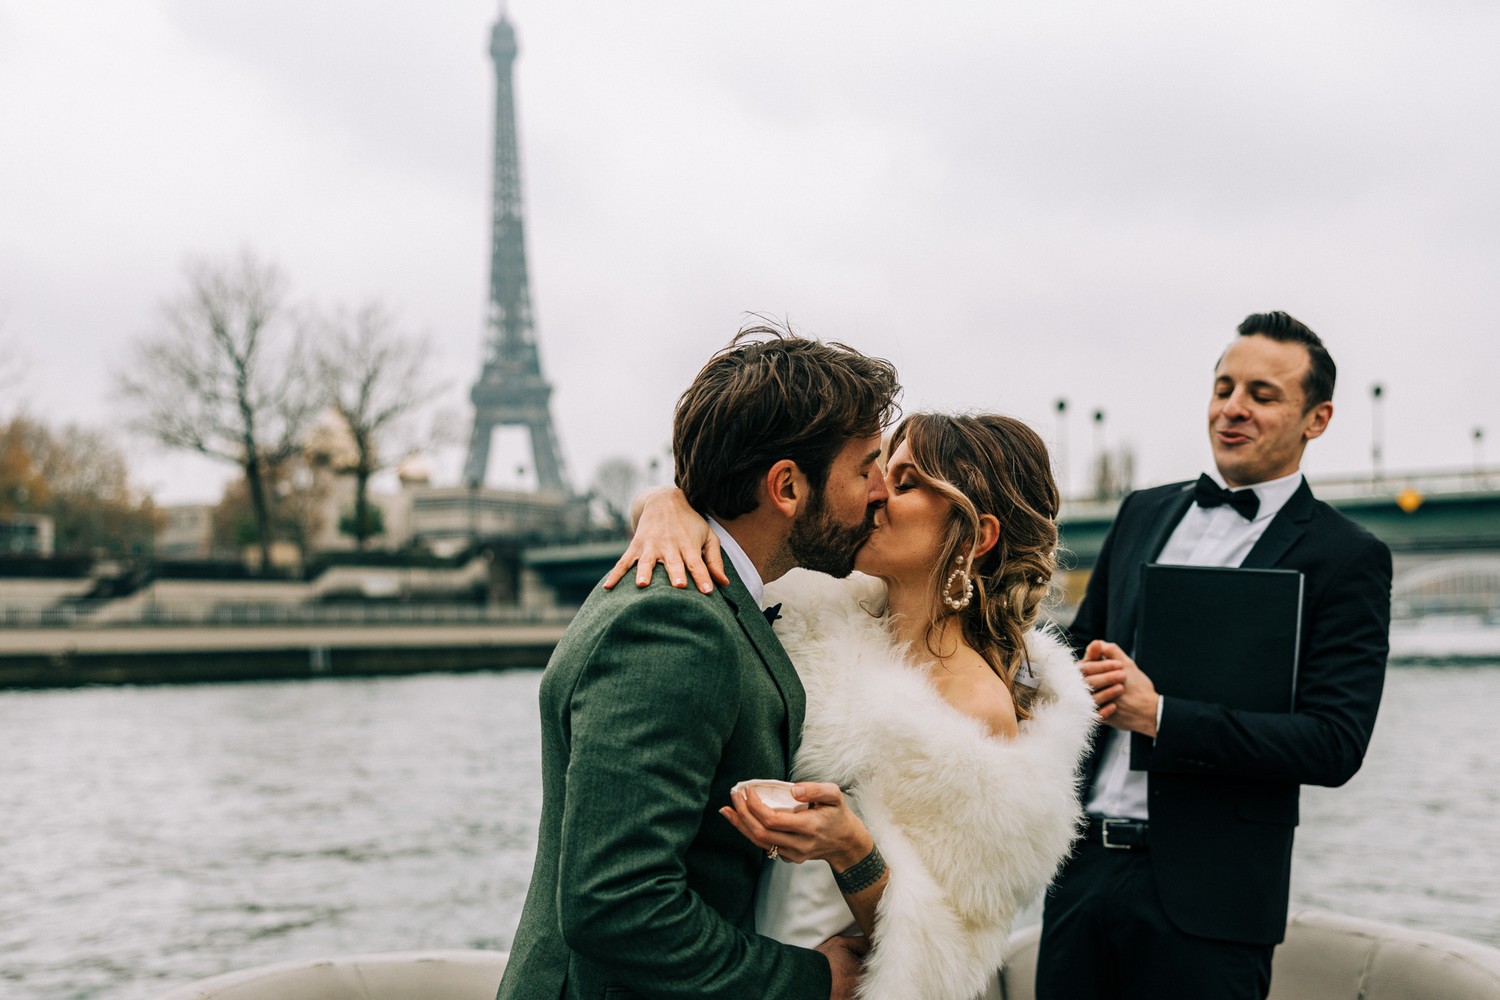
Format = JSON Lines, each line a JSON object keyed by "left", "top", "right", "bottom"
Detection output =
{"left": 674, "top": 324, "right": 901, "bottom": 520}
{"left": 888, "top": 413, "right": 1060, "bottom": 719}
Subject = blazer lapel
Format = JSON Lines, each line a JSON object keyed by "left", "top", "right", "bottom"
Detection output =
{"left": 1240, "top": 478, "right": 1314, "bottom": 569}
{"left": 1117, "top": 484, "right": 1195, "bottom": 656}
{"left": 1143, "top": 485, "right": 1196, "bottom": 563}
{"left": 718, "top": 564, "right": 806, "bottom": 764}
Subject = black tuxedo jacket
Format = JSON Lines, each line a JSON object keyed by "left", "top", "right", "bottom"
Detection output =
{"left": 1068, "top": 477, "right": 1392, "bottom": 944}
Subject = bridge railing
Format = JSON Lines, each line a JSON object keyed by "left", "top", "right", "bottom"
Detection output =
{"left": 1308, "top": 467, "right": 1500, "bottom": 501}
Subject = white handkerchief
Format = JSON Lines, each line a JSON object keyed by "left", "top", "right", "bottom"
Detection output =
{"left": 731, "top": 779, "right": 809, "bottom": 812}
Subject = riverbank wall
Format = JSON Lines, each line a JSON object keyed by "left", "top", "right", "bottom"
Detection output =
{"left": 0, "top": 624, "right": 566, "bottom": 689}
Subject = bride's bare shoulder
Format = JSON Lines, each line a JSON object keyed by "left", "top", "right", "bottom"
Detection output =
{"left": 934, "top": 655, "right": 1019, "bottom": 740}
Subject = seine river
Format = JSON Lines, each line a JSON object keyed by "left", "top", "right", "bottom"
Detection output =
{"left": 3, "top": 660, "right": 1498, "bottom": 999}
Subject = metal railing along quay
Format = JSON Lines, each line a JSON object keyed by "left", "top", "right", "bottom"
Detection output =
{"left": 0, "top": 601, "right": 578, "bottom": 630}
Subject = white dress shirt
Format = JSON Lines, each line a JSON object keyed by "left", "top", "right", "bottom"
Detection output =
{"left": 1084, "top": 469, "right": 1305, "bottom": 819}
{"left": 708, "top": 517, "right": 764, "bottom": 608}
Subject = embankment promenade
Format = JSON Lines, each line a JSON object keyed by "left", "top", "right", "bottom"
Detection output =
{"left": 0, "top": 622, "right": 567, "bottom": 688}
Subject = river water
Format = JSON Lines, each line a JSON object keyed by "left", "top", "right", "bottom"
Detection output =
{"left": 2, "top": 662, "right": 1498, "bottom": 999}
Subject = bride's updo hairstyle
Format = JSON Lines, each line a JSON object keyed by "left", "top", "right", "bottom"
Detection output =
{"left": 887, "top": 413, "right": 1060, "bottom": 719}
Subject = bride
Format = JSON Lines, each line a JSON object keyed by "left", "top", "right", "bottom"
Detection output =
{"left": 608, "top": 412, "right": 1097, "bottom": 1000}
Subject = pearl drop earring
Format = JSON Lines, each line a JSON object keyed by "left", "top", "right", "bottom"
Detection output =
{"left": 942, "top": 553, "right": 974, "bottom": 611}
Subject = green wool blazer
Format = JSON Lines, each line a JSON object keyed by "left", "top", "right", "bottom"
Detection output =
{"left": 496, "top": 561, "right": 832, "bottom": 1000}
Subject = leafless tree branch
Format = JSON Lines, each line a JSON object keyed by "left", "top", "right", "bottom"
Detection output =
{"left": 116, "top": 249, "right": 316, "bottom": 569}
{"left": 311, "top": 301, "right": 444, "bottom": 547}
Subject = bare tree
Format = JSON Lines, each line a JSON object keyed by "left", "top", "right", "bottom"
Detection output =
{"left": 118, "top": 250, "right": 317, "bottom": 571}
{"left": 591, "top": 456, "right": 643, "bottom": 533}
{"left": 210, "top": 456, "right": 329, "bottom": 565}
{"left": 312, "top": 302, "right": 442, "bottom": 549}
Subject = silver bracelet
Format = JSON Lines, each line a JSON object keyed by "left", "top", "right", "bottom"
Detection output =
{"left": 833, "top": 844, "right": 887, "bottom": 895}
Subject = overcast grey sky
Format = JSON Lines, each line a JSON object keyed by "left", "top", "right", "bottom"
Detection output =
{"left": 2, "top": 1, "right": 1497, "bottom": 504}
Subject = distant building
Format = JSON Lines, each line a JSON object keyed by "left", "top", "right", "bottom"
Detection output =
{"left": 299, "top": 409, "right": 361, "bottom": 553}
{"left": 298, "top": 446, "right": 577, "bottom": 557}
{"left": 406, "top": 485, "right": 573, "bottom": 556}
{"left": 155, "top": 504, "right": 216, "bottom": 559}
{"left": 0, "top": 512, "right": 54, "bottom": 556}
{"left": 151, "top": 454, "right": 580, "bottom": 564}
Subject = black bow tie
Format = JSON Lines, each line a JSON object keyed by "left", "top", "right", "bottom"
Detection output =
{"left": 1193, "top": 473, "right": 1260, "bottom": 520}
{"left": 762, "top": 603, "right": 782, "bottom": 625}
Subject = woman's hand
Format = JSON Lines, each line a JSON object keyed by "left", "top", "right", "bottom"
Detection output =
{"left": 718, "top": 782, "right": 874, "bottom": 872}
{"left": 601, "top": 486, "right": 729, "bottom": 593}
{"left": 727, "top": 782, "right": 888, "bottom": 939}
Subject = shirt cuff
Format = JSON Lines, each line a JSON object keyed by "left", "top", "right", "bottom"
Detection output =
{"left": 1154, "top": 695, "right": 1165, "bottom": 735}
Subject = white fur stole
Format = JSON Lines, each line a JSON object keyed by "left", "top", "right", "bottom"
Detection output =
{"left": 763, "top": 569, "right": 1097, "bottom": 1000}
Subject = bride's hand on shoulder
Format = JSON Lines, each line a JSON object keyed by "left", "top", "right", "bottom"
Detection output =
{"left": 601, "top": 485, "right": 729, "bottom": 593}
{"left": 719, "top": 782, "right": 874, "bottom": 872}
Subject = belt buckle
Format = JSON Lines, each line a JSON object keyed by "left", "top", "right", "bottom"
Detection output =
{"left": 1100, "top": 818, "right": 1132, "bottom": 850}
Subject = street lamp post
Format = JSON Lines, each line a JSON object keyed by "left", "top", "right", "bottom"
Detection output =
{"left": 1370, "top": 384, "right": 1385, "bottom": 487}
{"left": 1054, "top": 398, "right": 1069, "bottom": 500}
{"left": 1475, "top": 427, "right": 1486, "bottom": 482}
{"left": 1092, "top": 409, "right": 1107, "bottom": 499}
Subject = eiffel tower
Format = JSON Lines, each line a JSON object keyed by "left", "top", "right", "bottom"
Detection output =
{"left": 463, "top": 7, "right": 568, "bottom": 493}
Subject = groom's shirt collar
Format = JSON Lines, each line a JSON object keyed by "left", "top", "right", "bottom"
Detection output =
{"left": 708, "top": 517, "right": 764, "bottom": 606}
{"left": 1203, "top": 466, "right": 1304, "bottom": 524}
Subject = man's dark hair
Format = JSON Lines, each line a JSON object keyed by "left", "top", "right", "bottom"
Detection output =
{"left": 673, "top": 323, "right": 901, "bottom": 520}
{"left": 1237, "top": 311, "right": 1336, "bottom": 411}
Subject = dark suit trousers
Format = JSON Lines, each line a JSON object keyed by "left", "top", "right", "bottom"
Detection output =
{"left": 1035, "top": 841, "right": 1274, "bottom": 1000}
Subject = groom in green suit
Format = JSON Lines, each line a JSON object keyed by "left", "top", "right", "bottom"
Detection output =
{"left": 497, "top": 327, "right": 901, "bottom": 1000}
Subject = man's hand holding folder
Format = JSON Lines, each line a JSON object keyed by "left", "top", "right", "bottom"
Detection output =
{"left": 1080, "top": 639, "right": 1161, "bottom": 739}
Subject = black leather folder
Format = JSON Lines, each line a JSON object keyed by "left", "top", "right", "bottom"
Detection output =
{"left": 1129, "top": 563, "right": 1304, "bottom": 769}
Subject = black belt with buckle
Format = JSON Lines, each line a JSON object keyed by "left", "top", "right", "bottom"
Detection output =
{"left": 1083, "top": 815, "right": 1150, "bottom": 851}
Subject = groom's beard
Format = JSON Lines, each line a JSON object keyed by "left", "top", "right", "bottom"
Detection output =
{"left": 788, "top": 491, "right": 877, "bottom": 579}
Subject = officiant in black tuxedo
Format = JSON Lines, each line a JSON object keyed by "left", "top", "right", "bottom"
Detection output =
{"left": 1035, "top": 312, "right": 1393, "bottom": 1000}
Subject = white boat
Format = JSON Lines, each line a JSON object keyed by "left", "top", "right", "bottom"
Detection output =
{"left": 1001, "top": 910, "right": 1500, "bottom": 999}
{"left": 153, "top": 910, "right": 1500, "bottom": 1000}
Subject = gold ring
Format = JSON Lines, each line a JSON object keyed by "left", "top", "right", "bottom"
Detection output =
{"left": 765, "top": 845, "right": 780, "bottom": 861}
